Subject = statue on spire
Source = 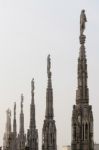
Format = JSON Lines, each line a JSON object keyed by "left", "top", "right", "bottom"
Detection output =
{"left": 80, "top": 9, "right": 87, "bottom": 35}
{"left": 14, "top": 102, "right": 16, "bottom": 117}
{"left": 6, "top": 109, "right": 11, "bottom": 132}
{"left": 47, "top": 54, "right": 51, "bottom": 77}
{"left": 7, "top": 109, "right": 11, "bottom": 121}
{"left": 31, "top": 78, "right": 35, "bottom": 92}
{"left": 21, "top": 94, "right": 24, "bottom": 112}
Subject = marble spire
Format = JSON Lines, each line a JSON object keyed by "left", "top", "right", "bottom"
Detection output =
{"left": 71, "top": 10, "right": 94, "bottom": 150}
{"left": 30, "top": 78, "right": 36, "bottom": 129}
{"left": 45, "top": 54, "right": 54, "bottom": 119}
{"left": 26, "top": 79, "right": 38, "bottom": 150}
{"left": 42, "top": 55, "right": 57, "bottom": 150}
{"left": 76, "top": 9, "right": 89, "bottom": 105}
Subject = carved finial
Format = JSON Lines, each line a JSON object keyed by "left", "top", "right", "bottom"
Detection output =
{"left": 47, "top": 54, "right": 51, "bottom": 77}
{"left": 7, "top": 109, "right": 11, "bottom": 118}
{"left": 6, "top": 109, "right": 11, "bottom": 132}
{"left": 80, "top": 9, "right": 87, "bottom": 36}
{"left": 14, "top": 102, "right": 16, "bottom": 117}
{"left": 79, "top": 10, "right": 87, "bottom": 45}
{"left": 31, "top": 78, "right": 35, "bottom": 92}
{"left": 21, "top": 94, "right": 24, "bottom": 112}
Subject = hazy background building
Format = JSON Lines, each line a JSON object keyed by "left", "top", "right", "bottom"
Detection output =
{"left": 62, "top": 146, "right": 71, "bottom": 150}
{"left": 63, "top": 144, "right": 99, "bottom": 150}
{"left": 94, "top": 144, "right": 99, "bottom": 150}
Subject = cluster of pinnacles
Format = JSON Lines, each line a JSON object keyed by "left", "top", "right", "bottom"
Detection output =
{"left": 3, "top": 10, "right": 94, "bottom": 150}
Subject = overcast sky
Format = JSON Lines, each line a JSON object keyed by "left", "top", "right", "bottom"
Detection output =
{"left": 0, "top": 0, "right": 99, "bottom": 149}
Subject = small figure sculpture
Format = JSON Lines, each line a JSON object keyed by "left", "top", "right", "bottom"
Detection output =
{"left": 21, "top": 94, "right": 24, "bottom": 111}
{"left": 78, "top": 115, "right": 81, "bottom": 124}
{"left": 80, "top": 10, "right": 87, "bottom": 35}
{"left": 31, "top": 78, "right": 34, "bottom": 91}
{"left": 7, "top": 109, "right": 11, "bottom": 118}
{"left": 47, "top": 54, "right": 51, "bottom": 76}
{"left": 6, "top": 109, "right": 11, "bottom": 132}
{"left": 14, "top": 102, "right": 16, "bottom": 117}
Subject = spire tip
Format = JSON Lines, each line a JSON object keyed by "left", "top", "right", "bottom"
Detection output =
{"left": 47, "top": 54, "right": 51, "bottom": 77}
{"left": 21, "top": 94, "right": 24, "bottom": 112}
{"left": 80, "top": 9, "right": 87, "bottom": 44}
{"left": 31, "top": 78, "right": 35, "bottom": 91}
{"left": 14, "top": 102, "right": 16, "bottom": 117}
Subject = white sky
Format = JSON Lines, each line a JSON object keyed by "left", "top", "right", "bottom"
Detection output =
{"left": 0, "top": 0, "right": 99, "bottom": 149}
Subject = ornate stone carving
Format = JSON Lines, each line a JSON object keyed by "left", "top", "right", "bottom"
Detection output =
{"left": 80, "top": 9, "right": 87, "bottom": 36}
{"left": 71, "top": 10, "right": 94, "bottom": 150}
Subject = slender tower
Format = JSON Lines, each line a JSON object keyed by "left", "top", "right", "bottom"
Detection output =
{"left": 26, "top": 79, "right": 38, "bottom": 150}
{"left": 3, "top": 109, "right": 13, "bottom": 150}
{"left": 17, "top": 94, "right": 26, "bottom": 150}
{"left": 71, "top": 10, "right": 94, "bottom": 150}
{"left": 42, "top": 55, "right": 57, "bottom": 150}
{"left": 13, "top": 102, "right": 17, "bottom": 137}
{"left": 12, "top": 102, "right": 17, "bottom": 150}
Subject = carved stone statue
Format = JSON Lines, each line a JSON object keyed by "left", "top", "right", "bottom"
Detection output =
{"left": 7, "top": 109, "right": 11, "bottom": 119}
{"left": 47, "top": 54, "right": 51, "bottom": 76}
{"left": 21, "top": 94, "right": 24, "bottom": 111}
{"left": 14, "top": 102, "right": 16, "bottom": 117}
{"left": 6, "top": 109, "right": 11, "bottom": 132}
{"left": 80, "top": 10, "right": 87, "bottom": 35}
{"left": 31, "top": 78, "right": 34, "bottom": 91}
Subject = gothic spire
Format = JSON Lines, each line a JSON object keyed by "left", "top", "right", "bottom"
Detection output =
{"left": 12, "top": 103, "right": 17, "bottom": 150}
{"left": 76, "top": 10, "right": 89, "bottom": 105}
{"left": 6, "top": 109, "right": 12, "bottom": 133}
{"left": 26, "top": 79, "right": 38, "bottom": 150}
{"left": 13, "top": 102, "right": 17, "bottom": 136}
{"left": 3, "top": 109, "right": 12, "bottom": 150}
{"left": 17, "top": 94, "right": 26, "bottom": 150}
{"left": 45, "top": 54, "right": 53, "bottom": 119}
{"left": 20, "top": 94, "right": 24, "bottom": 134}
{"left": 30, "top": 78, "right": 36, "bottom": 129}
{"left": 71, "top": 10, "right": 94, "bottom": 150}
{"left": 42, "top": 55, "right": 57, "bottom": 150}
